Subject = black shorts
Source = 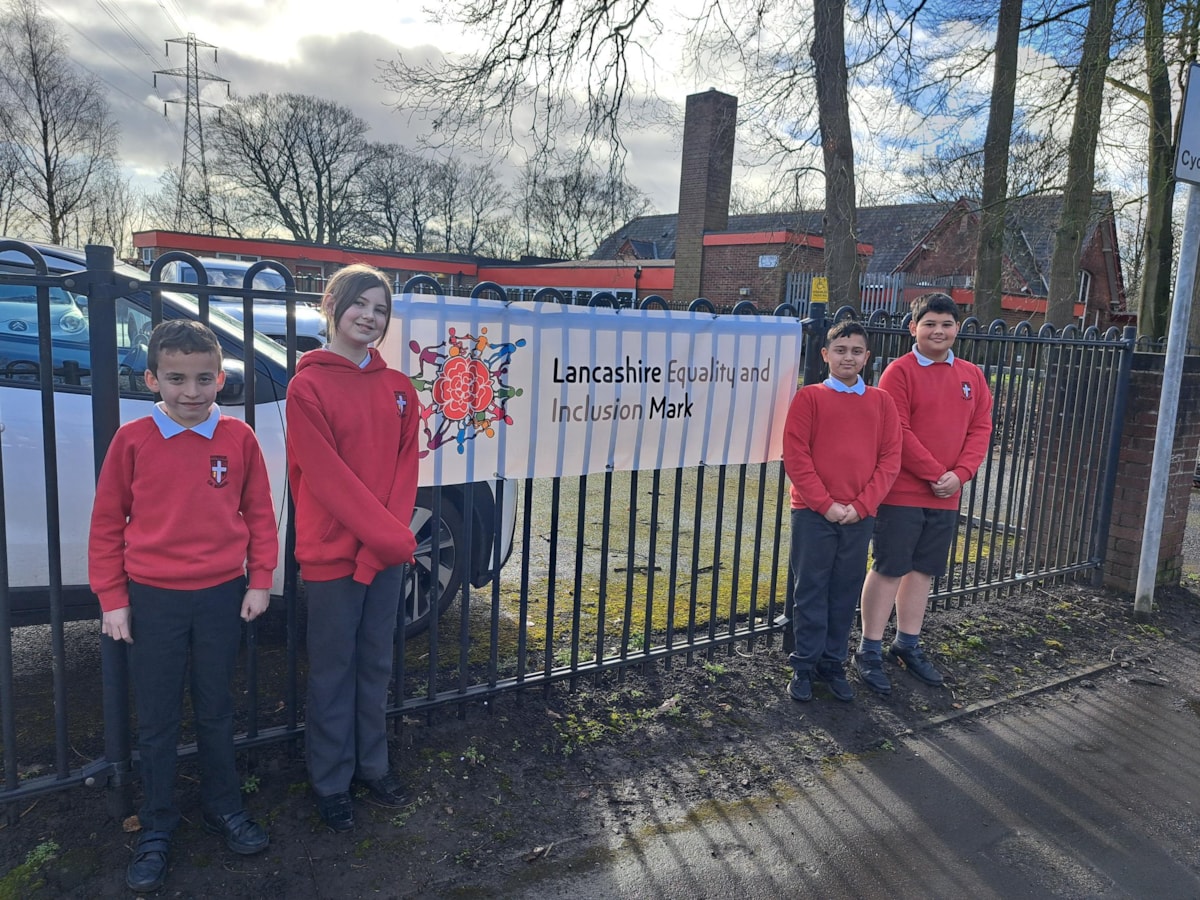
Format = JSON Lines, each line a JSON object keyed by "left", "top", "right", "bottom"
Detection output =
{"left": 871, "top": 505, "right": 958, "bottom": 578}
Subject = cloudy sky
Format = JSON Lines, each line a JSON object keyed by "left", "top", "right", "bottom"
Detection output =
{"left": 46, "top": 0, "right": 697, "bottom": 214}
{"left": 44, "top": 0, "right": 1157, "bottom": 240}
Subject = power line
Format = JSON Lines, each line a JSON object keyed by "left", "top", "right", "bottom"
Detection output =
{"left": 43, "top": 3, "right": 152, "bottom": 90}
{"left": 154, "top": 0, "right": 183, "bottom": 35}
{"left": 95, "top": 0, "right": 159, "bottom": 67}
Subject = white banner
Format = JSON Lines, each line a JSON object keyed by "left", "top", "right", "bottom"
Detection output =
{"left": 377, "top": 294, "right": 804, "bottom": 486}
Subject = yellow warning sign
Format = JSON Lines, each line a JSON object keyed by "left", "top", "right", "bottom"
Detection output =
{"left": 810, "top": 277, "right": 829, "bottom": 304}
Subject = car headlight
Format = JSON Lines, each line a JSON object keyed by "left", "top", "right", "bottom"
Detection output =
{"left": 58, "top": 311, "right": 87, "bottom": 334}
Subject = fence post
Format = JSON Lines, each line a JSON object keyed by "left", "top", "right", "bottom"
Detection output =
{"left": 1090, "top": 325, "right": 1137, "bottom": 584}
{"left": 802, "top": 301, "right": 827, "bottom": 385}
{"left": 84, "top": 244, "right": 133, "bottom": 819}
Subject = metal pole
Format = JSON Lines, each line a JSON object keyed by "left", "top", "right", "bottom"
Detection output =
{"left": 1134, "top": 184, "right": 1200, "bottom": 617}
{"left": 86, "top": 245, "right": 134, "bottom": 817}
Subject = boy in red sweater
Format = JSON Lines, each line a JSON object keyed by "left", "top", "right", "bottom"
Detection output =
{"left": 89, "top": 320, "right": 277, "bottom": 892}
{"left": 856, "top": 293, "right": 993, "bottom": 695}
{"left": 782, "top": 320, "right": 901, "bottom": 702}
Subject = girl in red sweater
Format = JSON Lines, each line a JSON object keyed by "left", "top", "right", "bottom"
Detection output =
{"left": 286, "top": 264, "right": 419, "bottom": 832}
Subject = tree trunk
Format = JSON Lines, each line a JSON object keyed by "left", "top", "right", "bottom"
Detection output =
{"left": 974, "top": 0, "right": 1023, "bottom": 325}
{"left": 812, "top": 0, "right": 861, "bottom": 310}
{"left": 1139, "top": 0, "right": 1174, "bottom": 341}
{"left": 1045, "top": 0, "right": 1116, "bottom": 326}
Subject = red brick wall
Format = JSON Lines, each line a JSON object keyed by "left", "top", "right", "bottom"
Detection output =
{"left": 699, "top": 242, "right": 825, "bottom": 309}
{"left": 1104, "top": 354, "right": 1200, "bottom": 591}
{"left": 674, "top": 90, "right": 738, "bottom": 305}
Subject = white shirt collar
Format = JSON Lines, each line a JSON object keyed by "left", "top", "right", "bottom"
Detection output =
{"left": 823, "top": 374, "right": 866, "bottom": 395}
{"left": 152, "top": 402, "right": 220, "bottom": 439}
{"left": 912, "top": 346, "right": 956, "bottom": 366}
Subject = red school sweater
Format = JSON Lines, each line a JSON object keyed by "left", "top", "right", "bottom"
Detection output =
{"left": 88, "top": 415, "right": 278, "bottom": 613}
{"left": 783, "top": 382, "right": 902, "bottom": 519}
{"left": 286, "top": 347, "right": 420, "bottom": 585}
{"left": 878, "top": 351, "right": 993, "bottom": 510}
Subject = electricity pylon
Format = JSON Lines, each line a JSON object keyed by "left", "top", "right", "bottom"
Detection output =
{"left": 154, "top": 34, "right": 229, "bottom": 230}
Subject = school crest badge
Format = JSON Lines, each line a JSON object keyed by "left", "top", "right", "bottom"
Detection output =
{"left": 961, "top": 382, "right": 971, "bottom": 400}
{"left": 395, "top": 391, "right": 407, "bottom": 416}
{"left": 209, "top": 455, "right": 230, "bottom": 488}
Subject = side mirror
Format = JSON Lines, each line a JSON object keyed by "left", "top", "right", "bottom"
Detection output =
{"left": 217, "top": 359, "right": 245, "bottom": 406}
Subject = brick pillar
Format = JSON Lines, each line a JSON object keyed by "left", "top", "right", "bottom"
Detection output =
{"left": 1104, "top": 353, "right": 1200, "bottom": 591}
{"left": 674, "top": 89, "right": 737, "bottom": 305}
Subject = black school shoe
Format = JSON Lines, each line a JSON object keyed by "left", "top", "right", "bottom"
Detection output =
{"left": 354, "top": 772, "right": 409, "bottom": 808}
{"left": 788, "top": 669, "right": 813, "bottom": 702}
{"left": 813, "top": 663, "right": 855, "bottom": 702}
{"left": 203, "top": 808, "right": 270, "bottom": 854}
{"left": 888, "top": 642, "right": 945, "bottom": 686}
{"left": 854, "top": 651, "right": 892, "bottom": 696}
{"left": 316, "top": 791, "right": 355, "bottom": 832}
{"left": 126, "top": 830, "right": 171, "bottom": 893}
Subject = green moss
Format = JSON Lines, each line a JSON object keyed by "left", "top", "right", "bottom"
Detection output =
{"left": 0, "top": 841, "right": 59, "bottom": 900}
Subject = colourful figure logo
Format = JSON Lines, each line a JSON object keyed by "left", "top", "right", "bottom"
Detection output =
{"left": 408, "top": 326, "right": 526, "bottom": 456}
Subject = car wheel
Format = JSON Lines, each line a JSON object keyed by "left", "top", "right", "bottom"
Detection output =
{"left": 402, "top": 488, "right": 465, "bottom": 638}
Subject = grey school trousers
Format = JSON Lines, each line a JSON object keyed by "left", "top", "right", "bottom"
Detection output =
{"left": 304, "top": 566, "right": 403, "bottom": 798}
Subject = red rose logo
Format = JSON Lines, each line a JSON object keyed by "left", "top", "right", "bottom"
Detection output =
{"left": 431, "top": 355, "right": 494, "bottom": 422}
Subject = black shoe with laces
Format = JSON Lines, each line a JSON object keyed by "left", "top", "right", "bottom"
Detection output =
{"left": 355, "top": 772, "right": 409, "bottom": 808}
{"left": 888, "top": 642, "right": 945, "bottom": 686}
{"left": 316, "top": 791, "right": 355, "bottom": 832}
{"left": 854, "top": 651, "right": 892, "bottom": 696}
{"left": 814, "top": 663, "right": 855, "bottom": 702}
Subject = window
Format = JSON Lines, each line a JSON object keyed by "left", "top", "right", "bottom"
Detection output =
{"left": 0, "top": 279, "right": 156, "bottom": 398}
{"left": 1077, "top": 270, "right": 1092, "bottom": 308}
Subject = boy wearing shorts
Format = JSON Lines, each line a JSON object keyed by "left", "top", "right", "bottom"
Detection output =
{"left": 782, "top": 321, "right": 901, "bottom": 702}
{"left": 855, "top": 293, "right": 993, "bottom": 695}
{"left": 89, "top": 320, "right": 277, "bottom": 892}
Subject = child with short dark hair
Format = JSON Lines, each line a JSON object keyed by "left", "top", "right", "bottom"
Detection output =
{"left": 782, "top": 320, "right": 901, "bottom": 702}
{"left": 287, "top": 264, "right": 419, "bottom": 833}
{"left": 856, "top": 293, "right": 993, "bottom": 695}
{"left": 89, "top": 319, "right": 277, "bottom": 893}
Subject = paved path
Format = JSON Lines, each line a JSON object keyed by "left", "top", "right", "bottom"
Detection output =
{"left": 514, "top": 645, "right": 1200, "bottom": 898}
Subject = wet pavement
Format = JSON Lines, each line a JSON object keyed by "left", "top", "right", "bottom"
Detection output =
{"left": 499, "top": 497, "right": 1200, "bottom": 898}
{"left": 521, "top": 644, "right": 1200, "bottom": 898}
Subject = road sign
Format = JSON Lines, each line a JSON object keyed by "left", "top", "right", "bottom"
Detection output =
{"left": 811, "top": 276, "right": 829, "bottom": 304}
{"left": 1175, "top": 62, "right": 1200, "bottom": 185}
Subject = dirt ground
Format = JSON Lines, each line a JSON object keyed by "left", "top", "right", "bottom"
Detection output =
{"left": 3, "top": 578, "right": 1200, "bottom": 899}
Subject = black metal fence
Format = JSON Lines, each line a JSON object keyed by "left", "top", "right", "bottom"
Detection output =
{"left": 0, "top": 242, "right": 1135, "bottom": 813}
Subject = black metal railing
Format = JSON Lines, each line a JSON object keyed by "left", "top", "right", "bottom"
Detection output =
{"left": 0, "top": 244, "right": 1135, "bottom": 812}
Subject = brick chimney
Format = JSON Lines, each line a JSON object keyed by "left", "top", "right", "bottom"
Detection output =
{"left": 674, "top": 89, "right": 737, "bottom": 304}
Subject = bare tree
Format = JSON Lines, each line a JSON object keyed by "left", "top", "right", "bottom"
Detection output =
{"left": 454, "top": 163, "right": 509, "bottom": 255}
{"left": 361, "top": 143, "right": 413, "bottom": 251}
{"left": 378, "top": 1, "right": 933, "bottom": 304}
{"left": 902, "top": 130, "right": 1067, "bottom": 204}
{"left": 1106, "top": 0, "right": 1193, "bottom": 339}
{"left": 0, "top": 0, "right": 118, "bottom": 244}
{"left": 73, "top": 166, "right": 140, "bottom": 256}
{"left": 147, "top": 166, "right": 254, "bottom": 238}
{"left": 0, "top": 139, "right": 23, "bottom": 233}
{"left": 810, "top": 0, "right": 860, "bottom": 306}
{"left": 475, "top": 217, "right": 523, "bottom": 259}
{"left": 431, "top": 158, "right": 462, "bottom": 253}
{"left": 520, "top": 155, "right": 649, "bottom": 259}
{"left": 1045, "top": 0, "right": 1117, "bottom": 326}
{"left": 209, "top": 93, "right": 375, "bottom": 245}
{"left": 394, "top": 151, "right": 441, "bottom": 253}
{"left": 974, "top": 0, "right": 1024, "bottom": 325}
